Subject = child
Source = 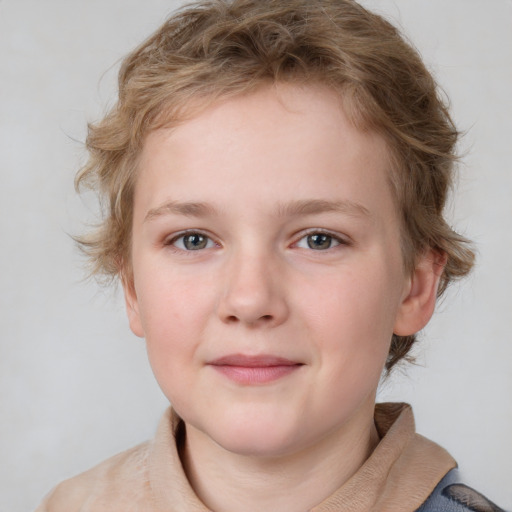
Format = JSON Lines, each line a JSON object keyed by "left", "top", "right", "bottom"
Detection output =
{"left": 36, "top": 0, "right": 505, "bottom": 510}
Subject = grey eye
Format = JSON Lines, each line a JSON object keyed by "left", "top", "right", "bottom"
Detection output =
{"left": 307, "top": 233, "right": 334, "bottom": 250}
{"left": 173, "top": 233, "right": 214, "bottom": 251}
{"left": 295, "top": 232, "right": 342, "bottom": 251}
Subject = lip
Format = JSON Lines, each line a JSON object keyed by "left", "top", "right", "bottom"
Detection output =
{"left": 207, "top": 354, "right": 303, "bottom": 385}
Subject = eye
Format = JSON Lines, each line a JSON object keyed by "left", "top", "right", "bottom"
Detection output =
{"left": 170, "top": 232, "right": 216, "bottom": 251}
{"left": 295, "top": 232, "right": 343, "bottom": 251}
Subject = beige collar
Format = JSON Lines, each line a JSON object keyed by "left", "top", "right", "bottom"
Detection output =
{"left": 148, "top": 403, "right": 456, "bottom": 512}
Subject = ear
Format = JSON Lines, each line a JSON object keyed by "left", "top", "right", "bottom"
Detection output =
{"left": 121, "top": 271, "right": 145, "bottom": 338}
{"left": 393, "top": 249, "right": 447, "bottom": 336}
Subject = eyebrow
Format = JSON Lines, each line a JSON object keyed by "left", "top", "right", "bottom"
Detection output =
{"left": 145, "top": 201, "right": 217, "bottom": 222}
{"left": 275, "top": 199, "right": 371, "bottom": 219}
{"left": 144, "top": 198, "right": 371, "bottom": 222}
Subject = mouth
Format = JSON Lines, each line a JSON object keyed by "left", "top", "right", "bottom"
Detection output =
{"left": 207, "top": 354, "right": 304, "bottom": 385}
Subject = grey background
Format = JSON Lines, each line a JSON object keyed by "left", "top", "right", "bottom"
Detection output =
{"left": 1, "top": 1, "right": 511, "bottom": 510}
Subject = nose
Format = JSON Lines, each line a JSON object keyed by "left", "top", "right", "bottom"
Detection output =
{"left": 217, "top": 250, "right": 289, "bottom": 328}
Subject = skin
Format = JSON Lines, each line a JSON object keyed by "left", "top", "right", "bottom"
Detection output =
{"left": 124, "top": 83, "right": 443, "bottom": 512}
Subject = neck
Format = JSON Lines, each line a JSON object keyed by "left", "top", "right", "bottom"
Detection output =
{"left": 181, "top": 405, "right": 379, "bottom": 512}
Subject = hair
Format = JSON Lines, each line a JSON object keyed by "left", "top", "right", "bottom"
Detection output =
{"left": 76, "top": 0, "right": 475, "bottom": 371}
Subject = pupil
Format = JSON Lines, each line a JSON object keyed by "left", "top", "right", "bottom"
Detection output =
{"left": 307, "top": 234, "right": 331, "bottom": 250}
{"left": 184, "top": 234, "right": 207, "bottom": 250}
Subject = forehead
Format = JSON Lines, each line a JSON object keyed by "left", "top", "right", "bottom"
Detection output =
{"left": 136, "top": 83, "right": 394, "bottom": 219}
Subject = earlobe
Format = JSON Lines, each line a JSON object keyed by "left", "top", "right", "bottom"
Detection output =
{"left": 121, "top": 272, "right": 145, "bottom": 338}
{"left": 393, "top": 249, "right": 447, "bottom": 336}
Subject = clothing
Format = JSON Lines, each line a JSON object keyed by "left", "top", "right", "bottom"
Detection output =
{"left": 35, "top": 403, "right": 494, "bottom": 512}
{"left": 418, "top": 468, "right": 506, "bottom": 512}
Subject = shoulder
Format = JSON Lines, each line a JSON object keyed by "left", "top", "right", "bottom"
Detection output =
{"left": 417, "top": 469, "right": 507, "bottom": 512}
{"left": 35, "top": 441, "right": 154, "bottom": 512}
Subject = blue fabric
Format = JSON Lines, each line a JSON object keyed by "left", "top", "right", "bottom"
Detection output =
{"left": 416, "top": 469, "right": 506, "bottom": 512}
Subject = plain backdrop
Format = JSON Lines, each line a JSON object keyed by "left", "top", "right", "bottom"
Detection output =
{"left": 1, "top": 1, "right": 511, "bottom": 511}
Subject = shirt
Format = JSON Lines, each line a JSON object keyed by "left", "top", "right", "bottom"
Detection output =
{"left": 36, "top": 403, "right": 457, "bottom": 512}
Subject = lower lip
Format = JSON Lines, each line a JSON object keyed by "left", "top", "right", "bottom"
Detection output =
{"left": 210, "top": 364, "right": 301, "bottom": 385}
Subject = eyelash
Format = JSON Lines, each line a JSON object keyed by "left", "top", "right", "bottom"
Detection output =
{"left": 293, "top": 229, "right": 350, "bottom": 251}
{"left": 163, "top": 229, "right": 350, "bottom": 253}
{"left": 164, "top": 230, "right": 219, "bottom": 252}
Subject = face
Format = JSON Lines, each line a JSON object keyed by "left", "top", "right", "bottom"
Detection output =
{"left": 125, "top": 84, "right": 427, "bottom": 458}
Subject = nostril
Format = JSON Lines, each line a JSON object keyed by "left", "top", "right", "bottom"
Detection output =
{"left": 224, "top": 313, "right": 274, "bottom": 324}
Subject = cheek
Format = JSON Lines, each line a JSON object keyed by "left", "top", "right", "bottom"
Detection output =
{"left": 135, "top": 266, "right": 220, "bottom": 383}
{"left": 299, "top": 265, "right": 401, "bottom": 360}
{"left": 138, "top": 276, "right": 207, "bottom": 403}
{"left": 135, "top": 265, "right": 214, "bottom": 335}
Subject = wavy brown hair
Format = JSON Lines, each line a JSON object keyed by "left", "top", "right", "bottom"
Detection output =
{"left": 76, "top": 0, "right": 475, "bottom": 371}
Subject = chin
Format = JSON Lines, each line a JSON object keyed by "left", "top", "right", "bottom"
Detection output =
{"left": 218, "top": 431, "right": 300, "bottom": 459}
{"left": 206, "top": 412, "right": 304, "bottom": 458}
